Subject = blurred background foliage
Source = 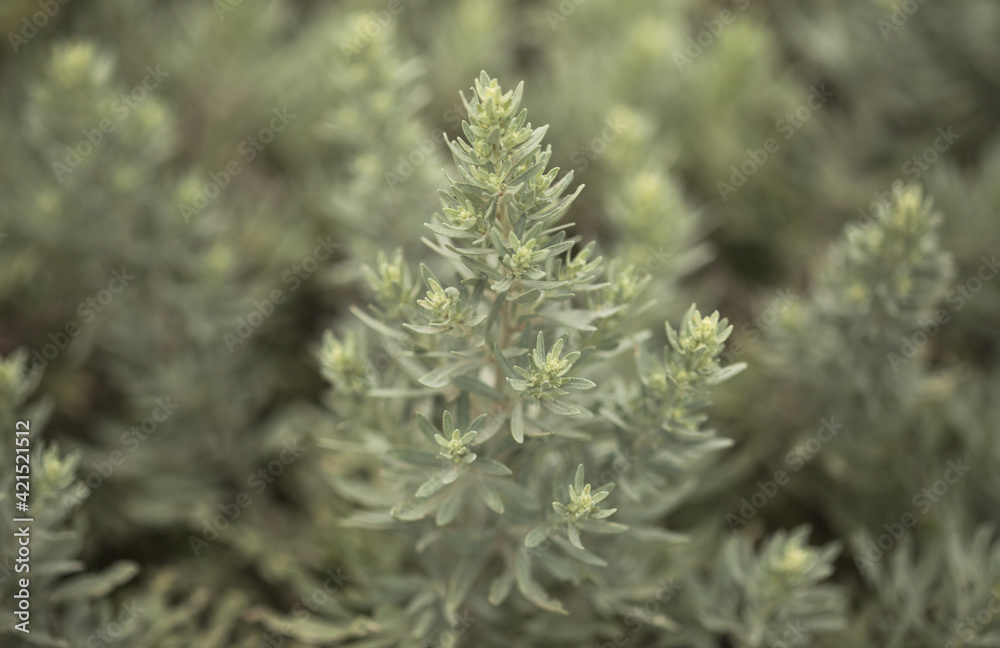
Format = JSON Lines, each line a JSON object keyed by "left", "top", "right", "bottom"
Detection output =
{"left": 0, "top": 0, "right": 998, "bottom": 646}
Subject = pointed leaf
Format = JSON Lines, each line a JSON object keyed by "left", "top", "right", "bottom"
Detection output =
{"left": 553, "top": 536, "right": 608, "bottom": 567}
{"left": 491, "top": 276, "right": 514, "bottom": 292}
{"left": 488, "top": 570, "right": 515, "bottom": 606}
{"left": 391, "top": 496, "right": 436, "bottom": 521}
{"left": 563, "top": 377, "right": 596, "bottom": 390}
{"left": 519, "top": 279, "right": 569, "bottom": 290}
{"left": 456, "top": 392, "right": 471, "bottom": 431}
{"left": 446, "top": 553, "right": 488, "bottom": 621}
{"left": 452, "top": 375, "right": 505, "bottom": 401}
{"left": 441, "top": 463, "right": 462, "bottom": 485}
{"left": 545, "top": 309, "right": 598, "bottom": 331}
{"left": 415, "top": 412, "right": 439, "bottom": 443}
{"left": 416, "top": 475, "right": 448, "bottom": 499}
{"left": 541, "top": 398, "right": 581, "bottom": 416}
{"left": 484, "top": 291, "right": 506, "bottom": 331}
{"left": 709, "top": 362, "right": 747, "bottom": 385}
{"left": 387, "top": 449, "right": 442, "bottom": 467}
{"left": 48, "top": 561, "right": 139, "bottom": 602}
{"left": 419, "top": 362, "right": 470, "bottom": 389}
{"left": 350, "top": 305, "right": 409, "bottom": 341}
{"left": 577, "top": 519, "right": 629, "bottom": 534}
{"left": 511, "top": 401, "right": 525, "bottom": 444}
{"left": 525, "top": 525, "right": 551, "bottom": 548}
{"left": 475, "top": 458, "right": 513, "bottom": 476}
{"left": 512, "top": 288, "right": 542, "bottom": 304}
{"left": 535, "top": 331, "right": 546, "bottom": 359}
{"left": 475, "top": 478, "right": 505, "bottom": 514}
{"left": 494, "top": 344, "right": 519, "bottom": 379}
{"left": 436, "top": 488, "right": 467, "bottom": 526}
{"left": 404, "top": 323, "right": 449, "bottom": 335}
{"left": 513, "top": 549, "right": 568, "bottom": 614}
{"left": 461, "top": 255, "right": 503, "bottom": 281}
{"left": 494, "top": 479, "right": 540, "bottom": 511}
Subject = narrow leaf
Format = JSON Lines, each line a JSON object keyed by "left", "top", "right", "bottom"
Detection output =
{"left": 416, "top": 475, "right": 448, "bottom": 499}
{"left": 415, "top": 412, "right": 439, "bottom": 443}
{"left": 488, "top": 571, "right": 515, "bottom": 606}
{"left": 418, "top": 362, "right": 471, "bottom": 389}
{"left": 48, "top": 561, "right": 139, "bottom": 602}
{"left": 452, "top": 375, "right": 505, "bottom": 401}
{"left": 387, "top": 449, "right": 442, "bottom": 467}
{"left": 541, "top": 398, "right": 582, "bottom": 416}
{"left": 461, "top": 255, "right": 503, "bottom": 281}
{"left": 552, "top": 536, "right": 608, "bottom": 567}
{"left": 436, "top": 488, "right": 467, "bottom": 526}
{"left": 512, "top": 288, "right": 542, "bottom": 304}
{"left": 494, "top": 344, "right": 519, "bottom": 379}
{"left": 513, "top": 550, "right": 568, "bottom": 614}
{"left": 578, "top": 519, "right": 629, "bottom": 534}
{"left": 350, "top": 305, "right": 409, "bottom": 341}
{"left": 475, "top": 458, "right": 513, "bottom": 476}
{"left": 475, "top": 478, "right": 505, "bottom": 514}
{"left": 525, "top": 525, "right": 551, "bottom": 548}
{"left": 567, "top": 524, "right": 584, "bottom": 550}
{"left": 446, "top": 553, "right": 488, "bottom": 621}
{"left": 511, "top": 401, "right": 525, "bottom": 444}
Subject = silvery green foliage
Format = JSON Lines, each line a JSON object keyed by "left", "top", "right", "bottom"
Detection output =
{"left": 313, "top": 73, "right": 753, "bottom": 646}
{"left": 699, "top": 184, "right": 998, "bottom": 648}
{"left": 0, "top": 351, "right": 234, "bottom": 648}
{"left": 688, "top": 526, "right": 845, "bottom": 647}
{"left": 767, "top": 184, "right": 954, "bottom": 394}
{"left": 0, "top": 4, "right": 445, "bottom": 645}
{"left": 1, "top": 1, "right": 999, "bottom": 646}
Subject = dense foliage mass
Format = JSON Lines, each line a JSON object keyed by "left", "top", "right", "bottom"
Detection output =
{"left": 0, "top": 1, "right": 998, "bottom": 647}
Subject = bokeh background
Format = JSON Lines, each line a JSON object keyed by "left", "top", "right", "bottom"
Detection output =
{"left": 1, "top": 0, "right": 999, "bottom": 646}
